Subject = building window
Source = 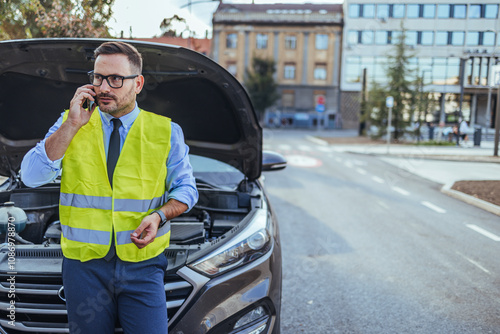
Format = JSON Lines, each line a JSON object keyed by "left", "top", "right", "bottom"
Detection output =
{"left": 362, "top": 4, "right": 375, "bottom": 18}
{"left": 420, "top": 31, "right": 434, "bottom": 45}
{"left": 440, "top": 4, "right": 467, "bottom": 18}
{"left": 226, "top": 33, "right": 237, "bottom": 49}
{"left": 436, "top": 31, "right": 448, "bottom": 45}
{"left": 407, "top": 4, "right": 419, "bottom": 18}
{"left": 466, "top": 32, "right": 480, "bottom": 46}
{"left": 349, "top": 4, "right": 375, "bottom": 18}
{"left": 390, "top": 31, "right": 402, "bottom": 44}
{"left": 361, "top": 31, "right": 374, "bottom": 44}
{"left": 348, "top": 30, "right": 359, "bottom": 45}
{"left": 452, "top": 5, "right": 466, "bottom": 18}
{"left": 469, "top": 4, "right": 498, "bottom": 19}
{"left": 227, "top": 62, "right": 237, "bottom": 77}
{"left": 485, "top": 4, "right": 499, "bottom": 19}
{"left": 391, "top": 4, "right": 405, "bottom": 18}
{"left": 407, "top": 4, "right": 435, "bottom": 18}
{"left": 422, "top": 4, "right": 435, "bottom": 18}
{"left": 377, "top": 4, "right": 389, "bottom": 19}
{"left": 285, "top": 35, "right": 297, "bottom": 49}
{"left": 375, "top": 31, "right": 389, "bottom": 45}
{"left": 437, "top": 4, "right": 450, "bottom": 18}
{"left": 406, "top": 31, "right": 418, "bottom": 45}
{"left": 256, "top": 33, "right": 268, "bottom": 49}
{"left": 466, "top": 31, "right": 497, "bottom": 46}
{"left": 451, "top": 31, "right": 464, "bottom": 45}
{"left": 469, "top": 4, "right": 482, "bottom": 18}
{"left": 345, "top": 56, "right": 361, "bottom": 83}
{"left": 315, "top": 34, "right": 328, "bottom": 50}
{"left": 282, "top": 90, "right": 295, "bottom": 108}
{"left": 483, "top": 31, "right": 496, "bottom": 46}
{"left": 349, "top": 4, "right": 360, "bottom": 18}
{"left": 284, "top": 63, "right": 296, "bottom": 79}
{"left": 314, "top": 64, "right": 327, "bottom": 80}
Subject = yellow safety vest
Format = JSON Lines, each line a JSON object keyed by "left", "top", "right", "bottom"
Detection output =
{"left": 59, "top": 109, "right": 172, "bottom": 262}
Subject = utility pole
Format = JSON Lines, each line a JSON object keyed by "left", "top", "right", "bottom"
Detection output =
{"left": 359, "top": 68, "right": 367, "bottom": 136}
{"left": 494, "top": 82, "right": 500, "bottom": 156}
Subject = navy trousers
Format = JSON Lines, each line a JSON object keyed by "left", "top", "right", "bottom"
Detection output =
{"left": 62, "top": 253, "right": 168, "bottom": 334}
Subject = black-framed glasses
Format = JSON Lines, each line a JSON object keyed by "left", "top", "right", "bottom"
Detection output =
{"left": 88, "top": 71, "right": 138, "bottom": 88}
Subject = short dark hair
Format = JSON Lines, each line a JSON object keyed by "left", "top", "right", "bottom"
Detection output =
{"left": 94, "top": 41, "right": 143, "bottom": 74}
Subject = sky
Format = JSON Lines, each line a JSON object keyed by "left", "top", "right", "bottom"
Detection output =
{"left": 108, "top": 0, "right": 342, "bottom": 39}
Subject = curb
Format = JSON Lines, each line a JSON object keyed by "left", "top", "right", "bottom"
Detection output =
{"left": 441, "top": 182, "right": 500, "bottom": 217}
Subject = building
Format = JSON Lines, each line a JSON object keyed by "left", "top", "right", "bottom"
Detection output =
{"left": 342, "top": 0, "right": 500, "bottom": 131}
{"left": 212, "top": 3, "right": 343, "bottom": 128}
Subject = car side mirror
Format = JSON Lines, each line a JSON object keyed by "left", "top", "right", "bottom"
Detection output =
{"left": 262, "top": 151, "right": 287, "bottom": 172}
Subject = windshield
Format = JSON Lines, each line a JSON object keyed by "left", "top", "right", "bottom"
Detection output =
{"left": 190, "top": 155, "right": 245, "bottom": 190}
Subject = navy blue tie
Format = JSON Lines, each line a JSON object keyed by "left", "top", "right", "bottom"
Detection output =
{"left": 107, "top": 118, "right": 122, "bottom": 187}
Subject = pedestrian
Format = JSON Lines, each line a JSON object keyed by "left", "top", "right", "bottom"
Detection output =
{"left": 427, "top": 122, "right": 435, "bottom": 141}
{"left": 459, "top": 117, "right": 470, "bottom": 147}
{"left": 20, "top": 41, "right": 198, "bottom": 333}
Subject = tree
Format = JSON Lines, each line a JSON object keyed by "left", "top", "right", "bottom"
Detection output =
{"left": 0, "top": 0, "right": 114, "bottom": 40}
{"left": 367, "top": 28, "right": 419, "bottom": 141}
{"left": 244, "top": 56, "right": 279, "bottom": 121}
{"left": 160, "top": 14, "right": 188, "bottom": 38}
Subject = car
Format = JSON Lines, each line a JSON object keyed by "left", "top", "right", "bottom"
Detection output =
{"left": 0, "top": 38, "right": 286, "bottom": 334}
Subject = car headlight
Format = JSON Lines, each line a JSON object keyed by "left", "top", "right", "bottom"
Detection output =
{"left": 189, "top": 209, "right": 272, "bottom": 277}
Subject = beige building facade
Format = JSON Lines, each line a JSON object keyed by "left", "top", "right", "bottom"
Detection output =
{"left": 212, "top": 3, "right": 343, "bottom": 128}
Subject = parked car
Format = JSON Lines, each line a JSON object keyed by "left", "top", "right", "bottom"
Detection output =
{"left": 0, "top": 38, "right": 286, "bottom": 334}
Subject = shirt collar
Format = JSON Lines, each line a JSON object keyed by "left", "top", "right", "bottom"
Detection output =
{"left": 100, "top": 103, "right": 140, "bottom": 130}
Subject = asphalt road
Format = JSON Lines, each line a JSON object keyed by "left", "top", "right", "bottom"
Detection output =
{"left": 262, "top": 129, "right": 500, "bottom": 334}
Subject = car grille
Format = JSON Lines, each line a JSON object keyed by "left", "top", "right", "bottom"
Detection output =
{"left": 0, "top": 272, "right": 193, "bottom": 333}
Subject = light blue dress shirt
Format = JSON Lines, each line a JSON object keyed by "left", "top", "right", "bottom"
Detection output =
{"left": 20, "top": 104, "right": 198, "bottom": 210}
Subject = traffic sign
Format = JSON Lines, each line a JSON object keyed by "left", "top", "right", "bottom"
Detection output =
{"left": 316, "top": 95, "right": 325, "bottom": 106}
{"left": 386, "top": 96, "right": 394, "bottom": 108}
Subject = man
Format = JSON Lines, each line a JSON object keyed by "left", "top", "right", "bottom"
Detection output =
{"left": 21, "top": 41, "right": 198, "bottom": 333}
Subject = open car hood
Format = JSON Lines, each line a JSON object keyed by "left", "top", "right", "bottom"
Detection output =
{"left": 0, "top": 38, "right": 262, "bottom": 180}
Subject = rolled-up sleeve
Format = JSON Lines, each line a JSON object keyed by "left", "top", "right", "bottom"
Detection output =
{"left": 166, "top": 123, "right": 198, "bottom": 211}
{"left": 20, "top": 114, "right": 64, "bottom": 188}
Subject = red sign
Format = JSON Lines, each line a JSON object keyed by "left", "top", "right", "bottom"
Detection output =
{"left": 316, "top": 95, "right": 325, "bottom": 106}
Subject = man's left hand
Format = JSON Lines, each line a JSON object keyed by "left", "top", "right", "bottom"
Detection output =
{"left": 130, "top": 213, "right": 160, "bottom": 249}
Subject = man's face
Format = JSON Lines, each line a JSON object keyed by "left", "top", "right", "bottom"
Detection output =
{"left": 93, "top": 54, "right": 143, "bottom": 117}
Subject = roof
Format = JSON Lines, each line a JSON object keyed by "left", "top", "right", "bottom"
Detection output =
{"left": 213, "top": 3, "right": 343, "bottom": 25}
{"left": 135, "top": 36, "right": 211, "bottom": 56}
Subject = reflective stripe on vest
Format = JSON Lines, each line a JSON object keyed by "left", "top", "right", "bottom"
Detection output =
{"left": 60, "top": 192, "right": 168, "bottom": 212}
{"left": 61, "top": 225, "right": 111, "bottom": 245}
{"left": 60, "top": 109, "right": 172, "bottom": 262}
{"left": 115, "top": 222, "right": 171, "bottom": 245}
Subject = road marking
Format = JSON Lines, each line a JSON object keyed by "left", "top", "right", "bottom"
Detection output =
{"left": 421, "top": 201, "right": 446, "bottom": 213}
{"left": 356, "top": 168, "right": 367, "bottom": 175}
{"left": 372, "top": 176, "right": 385, "bottom": 184}
{"left": 298, "top": 145, "right": 312, "bottom": 151}
{"left": 353, "top": 160, "right": 367, "bottom": 166}
{"left": 317, "top": 146, "right": 334, "bottom": 152}
{"left": 344, "top": 161, "right": 353, "bottom": 168}
{"left": 392, "top": 186, "right": 410, "bottom": 196}
{"left": 285, "top": 155, "right": 322, "bottom": 168}
{"left": 377, "top": 200, "right": 389, "bottom": 209}
{"left": 335, "top": 157, "right": 342, "bottom": 163}
{"left": 456, "top": 252, "right": 490, "bottom": 274}
{"left": 278, "top": 144, "right": 292, "bottom": 151}
{"left": 466, "top": 224, "right": 500, "bottom": 242}
{"left": 306, "top": 135, "right": 328, "bottom": 146}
